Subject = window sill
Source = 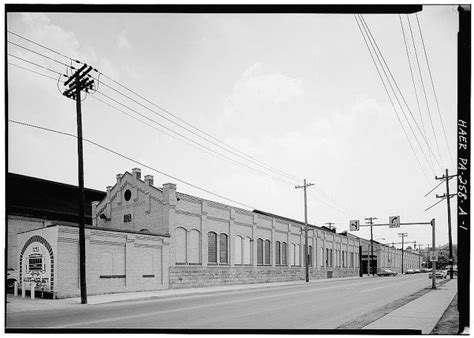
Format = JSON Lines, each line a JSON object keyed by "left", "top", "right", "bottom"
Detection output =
{"left": 100, "top": 275, "right": 125, "bottom": 279}
{"left": 142, "top": 275, "right": 155, "bottom": 278}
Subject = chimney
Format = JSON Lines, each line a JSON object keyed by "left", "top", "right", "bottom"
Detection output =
{"left": 106, "top": 186, "right": 112, "bottom": 199}
{"left": 116, "top": 174, "right": 123, "bottom": 184}
{"left": 144, "top": 175, "right": 154, "bottom": 186}
{"left": 132, "top": 168, "right": 141, "bottom": 180}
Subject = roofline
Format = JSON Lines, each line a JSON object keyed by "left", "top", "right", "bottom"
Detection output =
{"left": 7, "top": 172, "right": 106, "bottom": 196}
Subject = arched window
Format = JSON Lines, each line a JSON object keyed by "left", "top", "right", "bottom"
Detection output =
{"left": 188, "top": 229, "right": 200, "bottom": 264}
{"left": 234, "top": 236, "right": 242, "bottom": 265}
{"left": 243, "top": 237, "right": 251, "bottom": 265}
{"left": 257, "top": 238, "right": 263, "bottom": 265}
{"left": 175, "top": 227, "right": 187, "bottom": 264}
{"left": 321, "top": 247, "right": 324, "bottom": 267}
{"left": 275, "top": 241, "right": 281, "bottom": 265}
{"left": 308, "top": 245, "right": 313, "bottom": 266}
{"left": 264, "top": 239, "right": 271, "bottom": 265}
{"left": 219, "top": 233, "right": 228, "bottom": 264}
{"left": 282, "top": 242, "right": 287, "bottom": 265}
{"left": 295, "top": 244, "right": 300, "bottom": 266}
{"left": 291, "top": 243, "right": 296, "bottom": 266}
{"left": 208, "top": 232, "right": 217, "bottom": 263}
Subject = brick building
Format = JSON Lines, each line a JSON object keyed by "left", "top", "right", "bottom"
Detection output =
{"left": 12, "top": 169, "right": 422, "bottom": 298}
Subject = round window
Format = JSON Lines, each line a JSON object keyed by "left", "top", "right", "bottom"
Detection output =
{"left": 124, "top": 189, "right": 132, "bottom": 201}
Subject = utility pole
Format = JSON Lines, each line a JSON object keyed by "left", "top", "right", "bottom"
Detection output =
{"left": 431, "top": 219, "right": 436, "bottom": 289}
{"left": 295, "top": 179, "right": 314, "bottom": 283}
{"left": 325, "top": 222, "right": 335, "bottom": 231}
{"left": 365, "top": 217, "right": 377, "bottom": 276}
{"left": 398, "top": 233, "right": 408, "bottom": 274}
{"left": 63, "top": 63, "right": 95, "bottom": 305}
{"left": 435, "top": 169, "right": 457, "bottom": 279}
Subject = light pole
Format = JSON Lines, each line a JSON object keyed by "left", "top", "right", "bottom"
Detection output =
{"left": 365, "top": 217, "right": 377, "bottom": 276}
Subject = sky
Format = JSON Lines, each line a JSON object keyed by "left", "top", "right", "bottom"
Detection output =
{"left": 6, "top": 5, "right": 460, "bottom": 249}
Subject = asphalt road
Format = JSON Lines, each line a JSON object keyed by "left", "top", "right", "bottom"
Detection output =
{"left": 7, "top": 273, "right": 432, "bottom": 329}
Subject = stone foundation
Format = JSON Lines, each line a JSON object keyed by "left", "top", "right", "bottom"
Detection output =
{"left": 170, "top": 266, "right": 359, "bottom": 289}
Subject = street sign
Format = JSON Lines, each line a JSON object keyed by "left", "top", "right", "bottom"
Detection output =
{"left": 389, "top": 216, "right": 400, "bottom": 228}
{"left": 429, "top": 250, "right": 438, "bottom": 262}
{"left": 349, "top": 219, "right": 360, "bottom": 231}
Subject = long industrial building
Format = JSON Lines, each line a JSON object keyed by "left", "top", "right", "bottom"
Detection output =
{"left": 10, "top": 169, "right": 423, "bottom": 298}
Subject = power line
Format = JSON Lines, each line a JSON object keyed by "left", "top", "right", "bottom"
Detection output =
{"left": 8, "top": 30, "right": 367, "bottom": 221}
{"left": 7, "top": 53, "right": 67, "bottom": 78}
{"left": 359, "top": 15, "right": 442, "bottom": 173}
{"left": 9, "top": 119, "right": 256, "bottom": 210}
{"left": 399, "top": 15, "right": 430, "bottom": 163}
{"left": 97, "top": 71, "right": 301, "bottom": 182}
{"left": 95, "top": 90, "right": 294, "bottom": 186}
{"left": 415, "top": 13, "right": 455, "bottom": 168}
{"left": 7, "top": 30, "right": 73, "bottom": 61}
{"left": 354, "top": 15, "right": 431, "bottom": 182}
{"left": 7, "top": 40, "right": 71, "bottom": 69}
{"left": 8, "top": 62, "right": 60, "bottom": 81}
{"left": 94, "top": 76, "right": 300, "bottom": 183}
{"left": 7, "top": 30, "right": 301, "bottom": 182}
{"left": 406, "top": 15, "right": 444, "bottom": 167}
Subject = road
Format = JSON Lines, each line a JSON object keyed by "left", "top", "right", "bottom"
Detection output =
{"left": 7, "top": 273, "right": 432, "bottom": 329}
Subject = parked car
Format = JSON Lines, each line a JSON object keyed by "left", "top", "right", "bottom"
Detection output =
{"left": 377, "top": 269, "right": 398, "bottom": 276}
{"left": 421, "top": 267, "right": 432, "bottom": 273}
{"left": 405, "top": 269, "right": 415, "bottom": 274}
{"left": 429, "top": 269, "right": 448, "bottom": 279}
{"left": 414, "top": 269, "right": 421, "bottom": 273}
{"left": 6, "top": 269, "right": 18, "bottom": 289}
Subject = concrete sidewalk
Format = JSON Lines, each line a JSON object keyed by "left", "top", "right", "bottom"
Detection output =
{"left": 363, "top": 279, "right": 458, "bottom": 333}
{"left": 7, "top": 275, "right": 373, "bottom": 313}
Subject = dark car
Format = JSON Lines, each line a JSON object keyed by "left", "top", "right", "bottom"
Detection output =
{"left": 6, "top": 269, "right": 18, "bottom": 289}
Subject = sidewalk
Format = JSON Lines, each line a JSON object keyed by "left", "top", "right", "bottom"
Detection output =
{"left": 7, "top": 274, "right": 372, "bottom": 313}
{"left": 363, "top": 279, "right": 458, "bottom": 334}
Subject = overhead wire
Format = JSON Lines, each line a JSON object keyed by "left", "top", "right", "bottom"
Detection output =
{"left": 406, "top": 15, "right": 444, "bottom": 167}
{"left": 8, "top": 62, "right": 60, "bottom": 81}
{"left": 399, "top": 15, "right": 432, "bottom": 170}
{"left": 359, "top": 15, "right": 442, "bottom": 173}
{"left": 354, "top": 15, "right": 431, "bottom": 182}
{"left": 9, "top": 119, "right": 256, "bottom": 210}
{"left": 8, "top": 30, "right": 366, "bottom": 221}
{"left": 415, "top": 13, "right": 455, "bottom": 168}
{"left": 7, "top": 40, "right": 71, "bottom": 69}
{"left": 7, "top": 53, "right": 67, "bottom": 78}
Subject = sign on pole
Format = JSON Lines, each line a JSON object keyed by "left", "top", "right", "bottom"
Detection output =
{"left": 429, "top": 250, "right": 438, "bottom": 262}
{"left": 389, "top": 216, "right": 400, "bottom": 228}
{"left": 349, "top": 220, "right": 360, "bottom": 231}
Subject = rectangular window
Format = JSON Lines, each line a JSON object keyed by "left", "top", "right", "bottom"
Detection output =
{"left": 326, "top": 248, "right": 329, "bottom": 266}
{"left": 321, "top": 248, "right": 324, "bottom": 267}
{"left": 123, "top": 214, "right": 132, "bottom": 223}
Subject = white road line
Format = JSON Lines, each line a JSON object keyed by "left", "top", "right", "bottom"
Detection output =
{"left": 359, "top": 278, "right": 427, "bottom": 293}
{"left": 55, "top": 278, "right": 404, "bottom": 328}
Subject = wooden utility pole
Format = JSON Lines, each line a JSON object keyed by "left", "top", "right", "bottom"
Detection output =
{"left": 398, "top": 233, "right": 408, "bottom": 274}
{"left": 365, "top": 217, "right": 377, "bottom": 276}
{"left": 435, "top": 169, "right": 457, "bottom": 279}
{"left": 295, "top": 179, "right": 314, "bottom": 283}
{"left": 63, "top": 63, "right": 95, "bottom": 304}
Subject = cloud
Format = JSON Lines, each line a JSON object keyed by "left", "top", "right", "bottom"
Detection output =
{"left": 116, "top": 31, "right": 132, "bottom": 50}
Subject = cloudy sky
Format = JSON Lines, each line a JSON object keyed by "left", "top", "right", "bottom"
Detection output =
{"left": 6, "top": 5, "right": 459, "bottom": 248}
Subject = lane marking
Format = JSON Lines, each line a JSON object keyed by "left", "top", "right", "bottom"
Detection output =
{"left": 55, "top": 276, "right": 426, "bottom": 328}
{"left": 359, "top": 278, "right": 428, "bottom": 293}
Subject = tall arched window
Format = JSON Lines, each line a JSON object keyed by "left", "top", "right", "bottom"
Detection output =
{"left": 295, "top": 244, "right": 300, "bottom": 266}
{"left": 188, "top": 229, "right": 200, "bottom": 264}
{"left": 257, "top": 238, "right": 263, "bottom": 265}
{"left": 243, "top": 237, "right": 251, "bottom": 265}
{"left": 282, "top": 242, "right": 287, "bottom": 265}
{"left": 219, "top": 233, "right": 228, "bottom": 264}
{"left": 175, "top": 227, "right": 187, "bottom": 264}
{"left": 264, "top": 239, "right": 271, "bottom": 265}
{"left": 275, "top": 241, "right": 281, "bottom": 265}
{"left": 321, "top": 247, "right": 324, "bottom": 267}
{"left": 291, "top": 243, "right": 296, "bottom": 266}
{"left": 208, "top": 232, "right": 217, "bottom": 263}
{"left": 234, "top": 236, "right": 242, "bottom": 265}
{"left": 308, "top": 245, "right": 313, "bottom": 266}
